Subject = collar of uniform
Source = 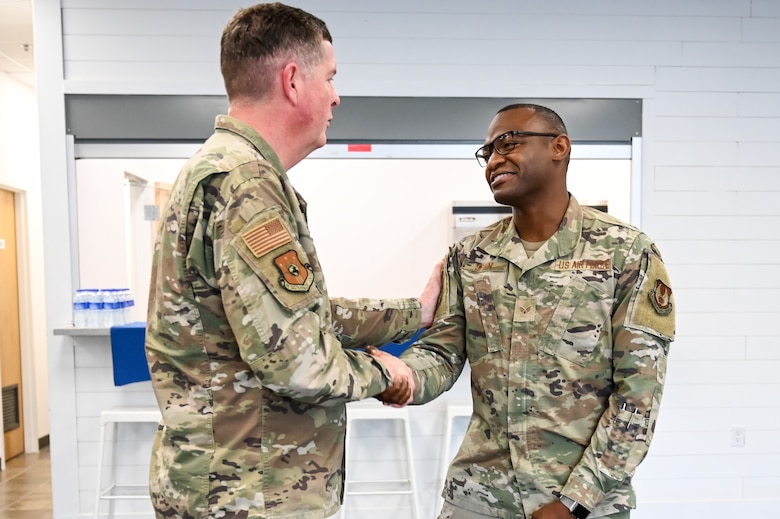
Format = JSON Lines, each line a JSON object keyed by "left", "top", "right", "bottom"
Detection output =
{"left": 213, "top": 114, "right": 287, "bottom": 178}
{"left": 549, "top": 194, "right": 584, "bottom": 257}
{"left": 480, "top": 218, "right": 524, "bottom": 267}
{"left": 479, "top": 194, "right": 584, "bottom": 267}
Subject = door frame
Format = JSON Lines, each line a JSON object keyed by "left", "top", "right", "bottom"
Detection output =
{"left": 0, "top": 186, "right": 40, "bottom": 469}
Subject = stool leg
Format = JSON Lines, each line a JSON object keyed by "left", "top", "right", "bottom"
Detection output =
{"left": 108, "top": 421, "right": 118, "bottom": 519}
{"left": 94, "top": 420, "right": 107, "bottom": 519}
{"left": 402, "top": 417, "right": 420, "bottom": 519}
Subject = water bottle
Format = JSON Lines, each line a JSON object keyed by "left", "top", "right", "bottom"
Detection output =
{"left": 72, "top": 289, "right": 90, "bottom": 327}
{"left": 123, "top": 289, "right": 135, "bottom": 323}
{"left": 119, "top": 288, "right": 135, "bottom": 324}
{"left": 102, "top": 289, "right": 117, "bottom": 327}
{"left": 86, "top": 289, "right": 103, "bottom": 328}
{"left": 114, "top": 289, "right": 125, "bottom": 325}
{"left": 115, "top": 288, "right": 126, "bottom": 325}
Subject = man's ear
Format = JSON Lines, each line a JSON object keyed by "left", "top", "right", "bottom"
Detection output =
{"left": 551, "top": 134, "right": 571, "bottom": 161}
{"left": 281, "top": 62, "right": 298, "bottom": 105}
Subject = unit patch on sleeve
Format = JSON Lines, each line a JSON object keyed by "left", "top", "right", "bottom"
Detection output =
{"left": 649, "top": 279, "right": 673, "bottom": 316}
{"left": 233, "top": 208, "right": 321, "bottom": 313}
{"left": 274, "top": 250, "right": 314, "bottom": 292}
{"left": 626, "top": 251, "right": 676, "bottom": 341}
{"left": 241, "top": 216, "right": 291, "bottom": 258}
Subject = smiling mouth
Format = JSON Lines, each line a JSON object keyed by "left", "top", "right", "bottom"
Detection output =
{"left": 490, "top": 172, "right": 513, "bottom": 187}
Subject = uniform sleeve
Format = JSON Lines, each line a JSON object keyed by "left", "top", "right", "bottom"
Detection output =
{"left": 563, "top": 237, "right": 675, "bottom": 509}
{"left": 330, "top": 296, "right": 422, "bottom": 350}
{"left": 215, "top": 173, "right": 393, "bottom": 406}
{"left": 400, "top": 249, "right": 467, "bottom": 403}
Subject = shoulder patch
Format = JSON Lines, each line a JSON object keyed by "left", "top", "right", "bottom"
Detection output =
{"left": 233, "top": 208, "right": 319, "bottom": 312}
{"left": 648, "top": 279, "right": 673, "bottom": 315}
{"left": 626, "top": 251, "right": 675, "bottom": 341}
{"left": 273, "top": 250, "right": 314, "bottom": 292}
{"left": 241, "top": 216, "right": 291, "bottom": 257}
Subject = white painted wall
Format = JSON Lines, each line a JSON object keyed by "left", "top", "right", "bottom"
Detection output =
{"left": 0, "top": 71, "right": 50, "bottom": 450}
{"left": 73, "top": 151, "right": 629, "bottom": 310}
{"left": 35, "top": 1, "right": 780, "bottom": 518}
{"left": 73, "top": 158, "right": 185, "bottom": 322}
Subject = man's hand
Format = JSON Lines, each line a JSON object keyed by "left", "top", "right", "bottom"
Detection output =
{"left": 530, "top": 500, "right": 576, "bottom": 519}
{"left": 420, "top": 259, "right": 444, "bottom": 328}
{"left": 366, "top": 346, "right": 415, "bottom": 407}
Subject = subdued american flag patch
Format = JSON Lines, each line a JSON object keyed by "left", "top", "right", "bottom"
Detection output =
{"left": 241, "top": 216, "right": 291, "bottom": 257}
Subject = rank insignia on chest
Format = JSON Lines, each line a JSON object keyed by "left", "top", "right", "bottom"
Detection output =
{"left": 513, "top": 298, "right": 536, "bottom": 323}
{"left": 274, "top": 250, "right": 314, "bottom": 292}
{"left": 649, "top": 279, "right": 673, "bottom": 315}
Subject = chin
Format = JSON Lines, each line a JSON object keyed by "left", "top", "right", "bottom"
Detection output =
{"left": 316, "top": 132, "right": 328, "bottom": 149}
{"left": 492, "top": 191, "right": 514, "bottom": 207}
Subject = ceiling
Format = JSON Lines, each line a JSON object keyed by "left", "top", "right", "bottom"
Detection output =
{"left": 0, "top": 0, "right": 34, "bottom": 88}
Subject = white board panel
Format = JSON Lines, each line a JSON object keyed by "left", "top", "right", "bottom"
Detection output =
{"left": 288, "top": 155, "right": 630, "bottom": 299}
{"left": 73, "top": 151, "right": 629, "bottom": 312}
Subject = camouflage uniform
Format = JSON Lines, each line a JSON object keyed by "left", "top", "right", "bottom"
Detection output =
{"left": 401, "top": 196, "right": 675, "bottom": 518}
{"left": 145, "top": 115, "right": 422, "bottom": 519}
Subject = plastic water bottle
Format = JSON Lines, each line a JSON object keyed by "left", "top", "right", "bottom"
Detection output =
{"left": 115, "top": 288, "right": 126, "bottom": 325}
{"left": 102, "top": 289, "right": 118, "bottom": 327}
{"left": 72, "top": 289, "right": 90, "bottom": 327}
{"left": 113, "top": 289, "right": 124, "bottom": 325}
{"left": 86, "top": 289, "right": 103, "bottom": 328}
{"left": 126, "top": 289, "right": 135, "bottom": 323}
{"left": 119, "top": 288, "right": 135, "bottom": 324}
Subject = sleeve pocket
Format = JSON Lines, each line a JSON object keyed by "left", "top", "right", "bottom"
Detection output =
{"left": 598, "top": 404, "right": 651, "bottom": 480}
{"left": 472, "top": 278, "right": 504, "bottom": 354}
{"left": 232, "top": 208, "right": 321, "bottom": 313}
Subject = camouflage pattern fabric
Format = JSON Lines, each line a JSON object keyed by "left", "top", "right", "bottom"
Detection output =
{"left": 145, "top": 115, "right": 422, "bottom": 519}
{"left": 402, "top": 196, "right": 675, "bottom": 519}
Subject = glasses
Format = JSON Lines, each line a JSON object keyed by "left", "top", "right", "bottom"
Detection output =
{"left": 475, "top": 130, "right": 559, "bottom": 167}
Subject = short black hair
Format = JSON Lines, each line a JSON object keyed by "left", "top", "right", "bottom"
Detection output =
{"left": 497, "top": 103, "right": 567, "bottom": 135}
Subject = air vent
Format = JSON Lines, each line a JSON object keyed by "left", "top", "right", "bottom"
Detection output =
{"left": 2, "top": 384, "right": 20, "bottom": 432}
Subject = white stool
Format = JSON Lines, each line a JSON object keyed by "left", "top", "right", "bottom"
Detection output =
{"left": 93, "top": 406, "right": 162, "bottom": 519}
{"left": 438, "top": 401, "right": 472, "bottom": 510}
{"left": 340, "top": 401, "right": 420, "bottom": 519}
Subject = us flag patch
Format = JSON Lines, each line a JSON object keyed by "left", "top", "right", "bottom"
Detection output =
{"left": 242, "top": 216, "right": 291, "bottom": 257}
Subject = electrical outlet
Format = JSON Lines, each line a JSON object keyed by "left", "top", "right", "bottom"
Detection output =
{"left": 731, "top": 425, "right": 746, "bottom": 447}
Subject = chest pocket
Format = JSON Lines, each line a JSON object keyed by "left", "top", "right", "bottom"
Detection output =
{"left": 540, "top": 275, "right": 614, "bottom": 366}
{"left": 470, "top": 277, "right": 504, "bottom": 354}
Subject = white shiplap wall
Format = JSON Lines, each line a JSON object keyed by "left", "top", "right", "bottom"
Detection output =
{"left": 39, "top": 0, "right": 780, "bottom": 518}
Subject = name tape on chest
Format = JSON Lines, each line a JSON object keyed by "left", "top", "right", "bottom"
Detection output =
{"left": 554, "top": 259, "right": 612, "bottom": 271}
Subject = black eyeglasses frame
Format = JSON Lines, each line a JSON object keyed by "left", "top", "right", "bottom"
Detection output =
{"left": 475, "top": 130, "right": 560, "bottom": 167}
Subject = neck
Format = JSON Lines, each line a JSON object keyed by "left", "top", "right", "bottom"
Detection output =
{"left": 228, "top": 101, "right": 307, "bottom": 171}
{"left": 512, "top": 191, "right": 570, "bottom": 242}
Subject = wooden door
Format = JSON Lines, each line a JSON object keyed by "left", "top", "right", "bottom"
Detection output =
{"left": 0, "top": 188, "right": 24, "bottom": 460}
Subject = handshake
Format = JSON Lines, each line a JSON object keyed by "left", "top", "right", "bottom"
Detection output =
{"left": 363, "top": 258, "right": 441, "bottom": 407}
{"left": 366, "top": 345, "right": 416, "bottom": 407}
